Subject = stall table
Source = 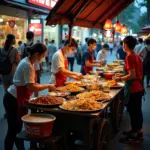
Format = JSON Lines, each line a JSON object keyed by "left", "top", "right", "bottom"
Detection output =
{"left": 26, "top": 87, "right": 124, "bottom": 150}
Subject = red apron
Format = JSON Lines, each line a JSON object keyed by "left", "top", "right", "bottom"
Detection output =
{"left": 83, "top": 50, "right": 94, "bottom": 74}
{"left": 16, "top": 85, "right": 33, "bottom": 123}
{"left": 55, "top": 49, "right": 68, "bottom": 87}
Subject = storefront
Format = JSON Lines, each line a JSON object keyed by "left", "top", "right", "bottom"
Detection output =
{"left": 0, "top": 14, "right": 27, "bottom": 47}
{"left": 0, "top": 0, "right": 59, "bottom": 47}
{"left": 0, "top": 4, "right": 28, "bottom": 47}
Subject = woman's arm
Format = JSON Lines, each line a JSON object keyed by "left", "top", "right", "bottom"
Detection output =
{"left": 26, "top": 83, "right": 56, "bottom": 92}
{"left": 85, "top": 60, "right": 101, "bottom": 67}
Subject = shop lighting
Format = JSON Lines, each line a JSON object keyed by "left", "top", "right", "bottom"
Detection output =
{"left": 0, "top": 18, "right": 4, "bottom": 22}
{"left": 114, "top": 21, "right": 122, "bottom": 32}
{"left": 121, "top": 24, "right": 128, "bottom": 34}
{"left": 103, "top": 19, "right": 112, "bottom": 30}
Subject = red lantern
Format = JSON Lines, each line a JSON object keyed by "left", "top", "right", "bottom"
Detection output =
{"left": 114, "top": 21, "right": 121, "bottom": 32}
{"left": 103, "top": 19, "right": 112, "bottom": 30}
{"left": 8, "top": 20, "right": 16, "bottom": 28}
{"left": 121, "top": 24, "right": 127, "bottom": 34}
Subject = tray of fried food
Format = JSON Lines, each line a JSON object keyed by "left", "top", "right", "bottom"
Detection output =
{"left": 76, "top": 90, "right": 112, "bottom": 101}
{"left": 65, "top": 81, "right": 87, "bottom": 87}
{"left": 57, "top": 84, "right": 85, "bottom": 93}
{"left": 107, "top": 63, "right": 120, "bottom": 69}
{"left": 59, "top": 98, "right": 105, "bottom": 112}
{"left": 103, "top": 80, "right": 124, "bottom": 88}
{"left": 29, "top": 95, "right": 65, "bottom": 107}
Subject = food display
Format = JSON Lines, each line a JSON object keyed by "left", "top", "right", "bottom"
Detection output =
{"left": 48, "top": 91, "right": 70, "bottom": 97}
{"left": 65, "top": 81, "right": 87, "bottom": 87}
{"left": 113, "top": 60, "right": 124, "bottom": 64}
{"left": 103, "top": 80, "right": 124, "bottom": 88}
{"left": 57, "top": 84, "right": 85, "bottom": 93}
{"left": 113, "top": 66, "right": 124, "bottom": 72}
{"left": 76, "top": 90, "right": 111, "bottom": 101}
{"left": 29, "top": 96, "right": 64, "bottom": 106}
{"left": 83, "top": 74, "right": 97, "bottom": 80}
{"left": 60, "top": 99, "right": 104, "bottom": 112}
{"left": 107, "top": 63, "right": 120, "bottom": 69}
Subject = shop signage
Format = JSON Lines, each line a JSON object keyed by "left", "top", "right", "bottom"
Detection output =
{"left": 8, "top": 20, "right": 16, "bottom": 28}
{"left": 28, "top": 23, "right": 42, "bottom": 36}
{"left": 28, "top": 0, "right": 58, "bottom": 9}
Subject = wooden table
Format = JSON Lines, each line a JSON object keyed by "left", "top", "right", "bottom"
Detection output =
{"left": 26, "top": 88, "right": 124, "bottom": 150}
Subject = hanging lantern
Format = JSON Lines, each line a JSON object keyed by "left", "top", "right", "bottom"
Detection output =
{"left": 103, "top": 19, "right": 112, "bottom": 30}
{"left": 114, "top": 21, "right": 121, "bottom": 32}
{"left": 121, "top": 24, "right": 128, "bottom": 34}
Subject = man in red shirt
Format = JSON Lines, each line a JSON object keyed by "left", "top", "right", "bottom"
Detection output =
{"left": 115, "top": 36, "right": 144, "bottom": 143}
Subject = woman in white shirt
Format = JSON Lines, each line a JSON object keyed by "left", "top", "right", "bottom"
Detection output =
{"left": 96, "top": 44, "right": 109, "bottom": 63}
{"left": 3, "top": 43, "right": 56, "bottom": 150}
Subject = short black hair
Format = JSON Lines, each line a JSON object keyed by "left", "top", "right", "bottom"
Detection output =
{"left": 18, "top": 41, "right": 22, "bottom": 45}
{"left": 103, "top": 43, "right": 109, "bottom": 49}
{"left": 26, "top": 31, "right": 34, "bottom": 40}
{"left": 138, "top": 38, "right": 143, "bottom": 43}
{"left": 85, "top": 37, "right": 89, "bottom": 43}
{"left": 145, "top": 39, "right": 150, "bottom": 45}
{"left": 120, "top": 41, "right": 123, "bottom": 46}
{"left": 87, "top": 38, "right": 97, "bottom": 46}
{"left": 51, "top": 40, "right": 55, "bottom": 43}
{"left": 123, "top": 36, "right": 137, "bottom": 50}
{"left": 64, "top": 38, "right": 78, "bottom": 48}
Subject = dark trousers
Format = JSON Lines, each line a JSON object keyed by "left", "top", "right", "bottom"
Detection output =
{"left": 146, "top": 73, "right": 150, "bottom": 86}
{"left": 3, "top": 92, "right": 24, "bottom": 150}
{"left": 128, "top": 91, "right": 144, "bottom": 132}
{"left": 67, "top": 57, "right": 75, "bottom": 71}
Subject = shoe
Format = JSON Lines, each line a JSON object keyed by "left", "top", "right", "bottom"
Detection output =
{"left": 119, "top": 135, "right": 140, "bottom": 144}
{"left": 122, "top": 130, "right": 144, "bottom": 140}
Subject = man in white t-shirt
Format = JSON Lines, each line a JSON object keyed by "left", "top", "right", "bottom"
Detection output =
{"left": 134, "top": 38, "right": 144, "bottom": 55}
{"left": 50, "top": 38, "right": 82, "bottom": 86}
{"left": 96, "top": 44, "right": 109, "bottom": 63}
{"left": 45, "top": 38, "right": 51, "bottom": 71}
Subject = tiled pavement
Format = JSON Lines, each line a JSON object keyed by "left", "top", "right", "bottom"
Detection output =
{"left": 0, "top": 51, "right": 150, "bottom": 150}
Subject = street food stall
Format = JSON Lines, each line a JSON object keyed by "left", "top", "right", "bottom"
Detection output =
{"left": 23, "top": 0, "right": 134, "bottom": 149}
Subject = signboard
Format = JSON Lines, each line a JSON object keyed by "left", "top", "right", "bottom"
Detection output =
{"left": 28, "top": 0, "right": 57, "bottom": 9}
{"left": 28, "top": 23, "right": 42, "bottom": 36}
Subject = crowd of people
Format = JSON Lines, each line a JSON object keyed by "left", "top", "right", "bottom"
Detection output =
{"left": 0, "top": 30, "right": 150, "bottom": 149}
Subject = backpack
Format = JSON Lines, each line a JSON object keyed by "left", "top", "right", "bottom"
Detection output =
{"left": 143, "top": 47, "right": 150, "bottom": 73}
{"left": 0, "top": 47, "right": 13, "bottom": 75}
{"left": 22, "top": 42, "right": 33, "bottom": 59}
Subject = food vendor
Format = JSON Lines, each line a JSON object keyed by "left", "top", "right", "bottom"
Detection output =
{"left": 114, "top": 36, "right": 144, "bottom": 143}
{"left": 3, "top": 43, "right": 56, "bottom": 150}
{"left": 80, "top": 38, "right": 102, "bottom": 75}
{"left": 50, "top": 38, "right": 82, "bottom": 87}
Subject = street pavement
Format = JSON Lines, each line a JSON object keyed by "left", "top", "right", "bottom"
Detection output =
{"left": 0, "top": 51, "right": 150, "bottom": 150}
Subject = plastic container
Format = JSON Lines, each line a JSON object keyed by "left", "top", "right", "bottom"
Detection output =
{"left": 22, "top": 113, "right": 56, "bottom": 139}
{"left": 104, "top": 73, "right": 115, "bottom": 80}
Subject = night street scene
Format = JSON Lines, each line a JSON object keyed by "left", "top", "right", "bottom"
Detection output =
{"left": 0, "top": 0, "right": 150, "bottom": 150}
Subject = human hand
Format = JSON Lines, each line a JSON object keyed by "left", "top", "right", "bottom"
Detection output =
{"left": 113, "top": 76, "right": 121, "bottom": 82}
{"left": 48, "top": 84, "right": 56, "bottom": 91}
{"left": 115, "top": 73, "right": 122, "bottom": 77}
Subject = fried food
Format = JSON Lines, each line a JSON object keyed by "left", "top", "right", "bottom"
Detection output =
{"left": 29, "top": 96, "right": 63, "bottom": 105}
{"left": 104, "top": 80, "right": 118, "bottom": 86}
{"left": 61, "top": 99, "right": 104, "bottom": 111}
{"left": 57, "top": 84, "right": 84, "bottom": 92}
{"left": 65, "top": 81, "right": 86, "bottom": 87}
{"left": 76, "top": 90, "right": 111, "bottom": 101}
{"left": 83, "top": 74, "right": 96, "bottom": 80}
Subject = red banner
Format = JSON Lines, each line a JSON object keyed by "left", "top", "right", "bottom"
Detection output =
{"left": 28, "top": 24, "right": 42, "bottom": 36}
{"left": 28, "top": 0, "right": 57, "bottom": 9}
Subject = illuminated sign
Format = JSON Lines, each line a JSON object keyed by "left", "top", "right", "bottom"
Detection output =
{"left": 28, "top": 23, "right": 42, "bottom": 36}
{"left": 28, "top": 0, "right": 57, "bottom": 9}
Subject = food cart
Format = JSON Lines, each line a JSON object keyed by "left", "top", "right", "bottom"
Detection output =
{"left": 24, "top": 0, "right": 134, "bottom": 149}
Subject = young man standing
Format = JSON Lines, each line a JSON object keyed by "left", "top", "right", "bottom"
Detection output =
{"left": 80, "top": 38, "right": 102, "bottom": 75}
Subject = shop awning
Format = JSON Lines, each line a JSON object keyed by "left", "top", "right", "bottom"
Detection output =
{"left": 46, "top": 0, "right": 134, "bottom": 29}
{"left": 142, "top": 25, "right": 150, "bottom": 31}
